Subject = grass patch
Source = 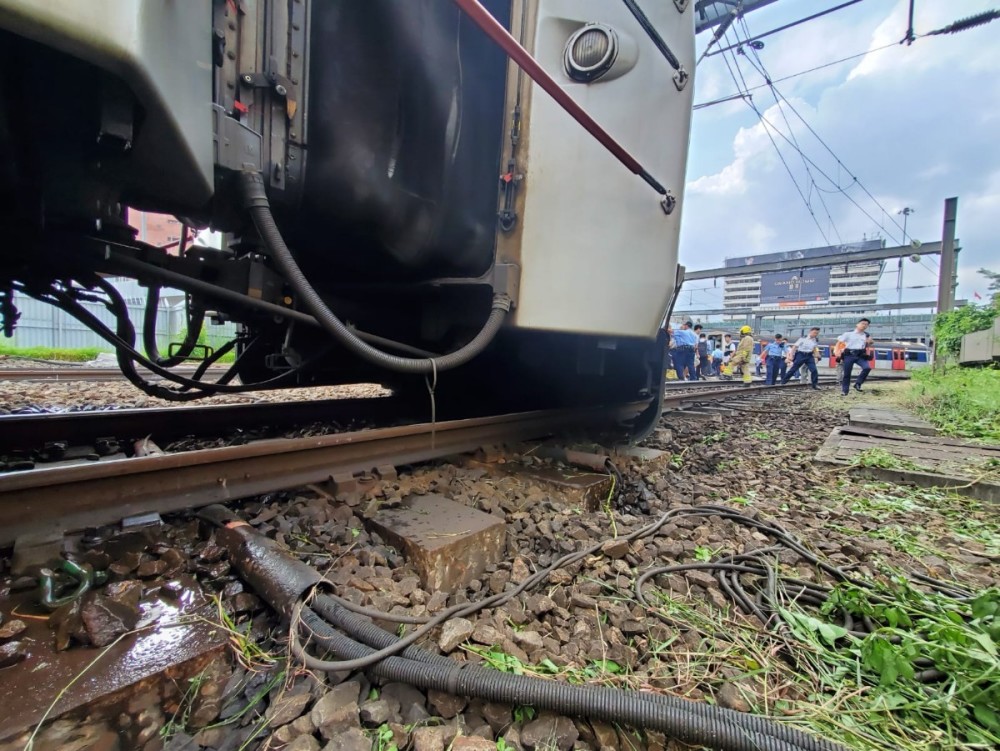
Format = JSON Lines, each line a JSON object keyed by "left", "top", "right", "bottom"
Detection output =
{"left": 850, "top": 447, "right": 931, "bottom": 473}
{"left": 907, "top": 366, "right": 1000, "bottom": 441}
{"left": 641, "top": 576, "right": 1000, "bottom": 750}
{"left": 816, "top": 481, "right": 1000, "bottom": 561}
{"left": 0, "top": 340, "right": 237, "bottom": 365}
{"left": 0, "top": 345, "right": 106, "bottom": 362}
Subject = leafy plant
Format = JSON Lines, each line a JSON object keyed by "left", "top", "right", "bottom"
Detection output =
{"left": 850, "top": 447, "right": 930, "bottom": 472}
{"left": 694, "top": 546, "right": 720, "bottom": 562}
{"left": 702, "top": 431, "right": 729, "bottom": 445}
{"left": 932, "top": 275, "right": 999, "bottom": 356}
{"left": 512, "top": 706, "right": 536, "bottom": 724}
{"left": 373, "top": 723, "right": 399, "bottom": 751}
{"left": 907, "top": 366, "right": 1000, "bottom": 441}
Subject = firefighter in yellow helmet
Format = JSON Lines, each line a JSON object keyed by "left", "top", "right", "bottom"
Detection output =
{"left": 728, "top": 325, "right": 755, "bottom": 385}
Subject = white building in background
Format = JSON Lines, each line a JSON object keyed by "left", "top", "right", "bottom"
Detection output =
{"left": 722, "top": 240, "right": 885, "bottom": 318}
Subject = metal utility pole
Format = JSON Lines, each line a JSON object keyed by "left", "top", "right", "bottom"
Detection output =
{"left": 894, "top": 207, "right": 915, "bottom": 339}
{"left": 936, "top": 198, "right": 958, "bottom": 315}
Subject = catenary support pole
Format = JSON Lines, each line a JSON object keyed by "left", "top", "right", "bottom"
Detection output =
{"left": 936, "top": 197, "right": 958, "bottom": 315}
{"left": 933, "top": 197, "right": 958, "bottom": 369}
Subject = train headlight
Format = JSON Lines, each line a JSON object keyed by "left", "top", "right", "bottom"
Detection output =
{"left": 564, "top": 25, "right": 619, "bottom": 83}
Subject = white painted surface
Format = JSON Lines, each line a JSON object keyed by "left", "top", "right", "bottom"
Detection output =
{"left": 513, "top": 0, "right": 694, "bottom": 337}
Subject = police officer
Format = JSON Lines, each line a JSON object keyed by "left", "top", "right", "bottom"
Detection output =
{"left": 672, "top": 320, "right": 699, "bottom": 382}
{"left": 836, "top": 318, "right": 873, "bottom": 395}
{"left": 782, "top": 327, "right": 821, "bottom": 389}
{"left": 763, "top": 334, "right": 788, "bottom": 385}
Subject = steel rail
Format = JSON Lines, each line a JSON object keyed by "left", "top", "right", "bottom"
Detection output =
{"left": 0, "top": 367, "right": 227, "bottom": 383}
{"left": 0, "top": 404, "right": 645, "bottom": 545}
{"left": 0, "top": 396, "right": 401, "bottom": 454}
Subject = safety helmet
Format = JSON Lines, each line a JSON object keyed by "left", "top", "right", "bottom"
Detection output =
{"left": 740, "top": 325, "right": 752, "bottom": 335}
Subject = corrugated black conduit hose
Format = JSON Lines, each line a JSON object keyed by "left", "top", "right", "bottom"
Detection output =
{"left": 200, "top": 507, "right": 845, "bottom": 751}
{"left": 239, "top": 171, "right": 511, "bottom": 375}
{"left": 295, "top": 603, "right": 835, "bottom": 751}
{"left": 306, "top": 595, "right": 844, "bottom": 751}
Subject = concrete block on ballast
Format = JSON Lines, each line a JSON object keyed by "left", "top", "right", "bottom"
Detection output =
{"left": 367, "top": 494, "right": 505, "bottom": 593}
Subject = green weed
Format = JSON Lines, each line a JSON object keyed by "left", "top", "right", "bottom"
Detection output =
{"left": 642, "top": 572, "right": 1000, "bottom": 750}
{"left": 372, "top": 723, "right": 398, "bottom": 751}
{"left": 702, "top": 431, "right": 730, "bottom": 445}
{"left": 907, "top": 366, "right": 1000, "bottom": 441}
{"left": 851, "top": 447, "right": 930, "bottom": 472}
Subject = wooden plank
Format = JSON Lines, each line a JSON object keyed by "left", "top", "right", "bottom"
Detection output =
{"left": 815, "top": 427, "right": 1000, "bottom": 504}
{"left": 851, "top": 467, "right": 1000, "bottom": 504}
{"left": 848, "top": 407, "right": 938, "bottom": 436}
{"left": 841, "top": 425, "right": 1000, "bottom": 451}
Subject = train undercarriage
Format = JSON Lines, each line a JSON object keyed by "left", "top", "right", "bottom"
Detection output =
{"left": 0, "top": 0, "right": 695, "bottom": 434}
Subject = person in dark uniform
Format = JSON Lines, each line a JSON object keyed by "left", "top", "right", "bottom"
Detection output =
{"left": 763, "top": 334, "right": 788, "bottom": 385}
{"left": 782, "top": 327, "right": 821, "bottom": 389}
{"left": 672, "top": 321, "right": 699, "bottom": 382}
{"left": 837, "top": 318, "right": 873, "bottom": 395}
{"left": 696, "top": 331, "right": 711, "bottom": 380}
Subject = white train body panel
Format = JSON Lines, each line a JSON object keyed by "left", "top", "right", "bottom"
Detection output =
{"left": 510, "top": 0, "right": 695, "bottom": 338}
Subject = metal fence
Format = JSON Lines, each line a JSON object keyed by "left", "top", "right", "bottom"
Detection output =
{"left": 6, "top": 293, "right": 238, "bottom": 353}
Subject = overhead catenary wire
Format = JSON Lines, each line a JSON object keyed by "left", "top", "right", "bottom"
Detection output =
{"left": 718, "top": 33, "right": 831, "bottom": 246}
{"left": 693, "top": 42, "right": 898, "bottom": 109}
{"left": 733, "top": 21, "right": 844, "bottom": 244}
{"left": 698, "top": 6, "right": 1000, "bottom": 109}
{"left": 716, "top": 31, "right": 908, "bottom": 248}
{"left": 705, "top": 0, "right": 868, "bottom": 58}
{"left": 733, "top": 17, "right": 909, "bottom": 245}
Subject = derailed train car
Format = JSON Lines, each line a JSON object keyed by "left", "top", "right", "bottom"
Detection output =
{"left": 0, "top": 1, "right": 694, "bottom": 430}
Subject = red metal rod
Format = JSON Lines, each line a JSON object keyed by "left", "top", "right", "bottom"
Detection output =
{"left": 453, "top": 0, "right": 668, "bottom": 195}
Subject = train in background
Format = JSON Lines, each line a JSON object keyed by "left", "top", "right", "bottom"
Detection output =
{"left": 702, "top": 330, "right": 932, "bottom": 369}
{"left": 0, "top": 1, "right": 696, "bottom": 434}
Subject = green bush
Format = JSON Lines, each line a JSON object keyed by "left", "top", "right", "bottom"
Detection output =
{"left": 933, "top": 299, "right": 999, "bottom": 357}
{"left": 908, "top": 365, "right": 1000, "bottom": 440}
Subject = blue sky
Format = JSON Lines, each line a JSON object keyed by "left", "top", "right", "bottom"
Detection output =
{"left": 677, "top": 0, "right": 1000, "bottom": 312}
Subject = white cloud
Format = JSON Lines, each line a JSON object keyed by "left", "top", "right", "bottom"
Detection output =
{"left": 687, "top": 100, "right": 811, "bottom": 196}
{"left": 748, "top": 222, "right": 777, "bottom": 250}
{"left": 687, "top": 158, "right": 747, "bottom": 195}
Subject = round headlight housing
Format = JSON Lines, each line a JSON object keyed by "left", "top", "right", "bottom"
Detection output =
{"left": 564, "top": 24, "right": 619, "bottom": 83}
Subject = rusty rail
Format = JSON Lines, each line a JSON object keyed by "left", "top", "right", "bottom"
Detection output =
{"left": 0, "top": 367, "right": 226, "bottom": 383}
{"left": 0, "top": 396, "right": 401, "bottom": 453}
{"left": 0, "top": 404, "right": 644, "bottom": 545}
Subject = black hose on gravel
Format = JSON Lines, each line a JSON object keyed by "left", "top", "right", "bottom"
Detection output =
{"left": 239, "top": 171, "right": 511, "bottom": 376}
{"left": 306, "top": 594, "right": 843, "bottom": 751}
{"left": 295, "top": 604, "right": 839, "bottom": 751}
{"left": 204, "top": 506, "right": 845, "bottom": 751}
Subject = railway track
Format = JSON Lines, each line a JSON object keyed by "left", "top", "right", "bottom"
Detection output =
{"left": 0, "top": 378, "right": 900, "bottom": 544}
{"left": 0, "top": 366, "right": 229, "bottom": 383}
{"left": 0, "top": 403, "right": 646, "bottom": 545}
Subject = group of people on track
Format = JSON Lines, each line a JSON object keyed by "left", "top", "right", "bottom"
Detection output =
{"left": 663, "top": 317, "right": 875, "bottom": 395}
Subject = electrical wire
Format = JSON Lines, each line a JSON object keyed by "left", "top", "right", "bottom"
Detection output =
{"left": 733, "top": 23, "right": 844, "bottom": 245}
{"left": 719, "top": 42, "right": 908, "bottom": 248}
{"left": 718, "top": 35, "right": 831, "bottom": 245}
{"left": 706, "top": 0, "right": 868, "bottom": 58}
{"left": 734, "top": 16, "right": 911, "bottom": 244}
{"left": 17, "top": 278, "right": 322, "bottom": 401}
{"left": 693, "top": 42, "right": 898, "bottom": 110}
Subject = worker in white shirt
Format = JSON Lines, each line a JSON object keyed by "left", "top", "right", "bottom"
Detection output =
{"left": 782, "top": 327, "right": 821, "bottom": 389}
{"left": 836, "top": 318, "right": 872, "bottom": 396}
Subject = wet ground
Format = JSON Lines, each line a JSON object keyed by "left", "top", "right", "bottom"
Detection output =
{"left": 0, "top": 381, "right": 995, "bottom": 751}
